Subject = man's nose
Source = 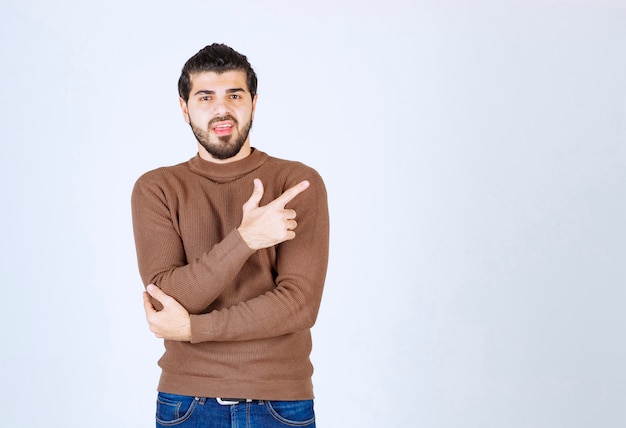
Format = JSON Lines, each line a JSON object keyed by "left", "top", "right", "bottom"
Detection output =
{"left": 213, "top": 98, "right": 230, "bottom": 116}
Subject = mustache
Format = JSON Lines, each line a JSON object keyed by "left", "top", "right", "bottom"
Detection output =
{"left": 208, "top": 114, "right": 238, "bottom": 127}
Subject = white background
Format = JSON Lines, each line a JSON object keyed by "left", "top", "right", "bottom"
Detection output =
{"left": 1, "top": 0, "right": 625, "bottom": 427}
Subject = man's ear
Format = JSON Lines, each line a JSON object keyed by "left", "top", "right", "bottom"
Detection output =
{"left": 251, "top": 94, "right": 258, "bottom": 120}
{"left": 179, "top": 97, "right": 190, "bottom": 124}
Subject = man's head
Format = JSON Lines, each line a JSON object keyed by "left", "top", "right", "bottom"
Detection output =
{"left": 178, "top": 43, "right": 257, "bottom": 103}
{"left": 178, "top": 44, "right": 258, "bottom": 163}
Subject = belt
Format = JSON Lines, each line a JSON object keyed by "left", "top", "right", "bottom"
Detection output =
{"left": 216, "top": 397, "right": 257, "bottom": 405}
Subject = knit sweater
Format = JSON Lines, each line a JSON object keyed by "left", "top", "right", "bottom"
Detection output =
{"left": 131, "top": 148, "right": 329, "bottom": 400}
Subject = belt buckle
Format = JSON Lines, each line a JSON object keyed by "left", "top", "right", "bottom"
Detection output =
{"left": 216, "top": 397, "right": 251, "bottom": 405}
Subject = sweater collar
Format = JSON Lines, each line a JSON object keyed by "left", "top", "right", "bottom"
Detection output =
{"left": 188, "top": 148, "right": 268, "bottom": 183}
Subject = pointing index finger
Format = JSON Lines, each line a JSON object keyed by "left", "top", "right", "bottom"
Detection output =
{"left": 273, "top": 180, "right": 310, "bottom": 208}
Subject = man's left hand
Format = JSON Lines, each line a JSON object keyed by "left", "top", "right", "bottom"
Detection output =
{"left": 143, "top": 284, "right": 192, "bottom": 342}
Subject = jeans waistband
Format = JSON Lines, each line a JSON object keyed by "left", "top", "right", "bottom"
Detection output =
{"left": 215, "top": 397, "right": 261, "bottom": 405}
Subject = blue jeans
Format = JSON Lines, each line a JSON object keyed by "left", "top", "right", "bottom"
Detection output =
{"left": 155, "top": 392, "right": 316, "bottom": 427}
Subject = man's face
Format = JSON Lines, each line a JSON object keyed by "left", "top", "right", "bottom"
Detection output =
{"left": 180, "top": 70, "right": 257, "bottom": 162}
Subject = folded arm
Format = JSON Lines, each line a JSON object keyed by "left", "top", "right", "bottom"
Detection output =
{"left": 141, "top": 172, "right": 329, "bottom": 343}
{"left": 132, "top": 177, "right": 253, "bottom": 313}
{"left": 132, "top": 173, "right": 310, "bottom": 313}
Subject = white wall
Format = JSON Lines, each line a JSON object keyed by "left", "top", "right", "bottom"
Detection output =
{"left": 1, "top": 0, "right": 624, "bottom": 427}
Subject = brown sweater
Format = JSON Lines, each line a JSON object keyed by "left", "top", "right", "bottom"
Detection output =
{"left": 131, "top": 148, "right": 329, "bottom": 400}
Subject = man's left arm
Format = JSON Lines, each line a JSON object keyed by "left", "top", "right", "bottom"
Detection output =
{"left": 145, "top": 169, "right": 330, "bottom": 342}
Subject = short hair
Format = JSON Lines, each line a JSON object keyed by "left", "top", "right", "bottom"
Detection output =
{"left": 178, "top": 43, "right": 258, "bottom": 102}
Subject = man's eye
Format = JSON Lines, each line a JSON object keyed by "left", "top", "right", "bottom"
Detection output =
{"left": 229, "top": 94, "right": 241, "bottom": 99}
{"left": 200, "top": 96, "right": 212, "bottom": 101}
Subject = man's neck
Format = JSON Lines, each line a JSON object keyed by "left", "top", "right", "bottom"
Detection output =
{"left": 197, "top": 142, "right": 252, "bottom": 164}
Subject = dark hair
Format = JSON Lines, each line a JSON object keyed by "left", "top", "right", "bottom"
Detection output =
{"left": 178, "top": 43, "right": 258, "bottom": 102}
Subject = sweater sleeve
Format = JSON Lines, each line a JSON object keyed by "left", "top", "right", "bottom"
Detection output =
{"left": 189, "top": 168, "right": 330, "bottom": 343}
{"left": 131, "top": 173, "right": 255, "bottom": 313}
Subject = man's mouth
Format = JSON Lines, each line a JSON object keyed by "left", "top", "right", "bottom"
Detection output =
{"left": 211, "top": 121, "right": 234, "bottom": 136}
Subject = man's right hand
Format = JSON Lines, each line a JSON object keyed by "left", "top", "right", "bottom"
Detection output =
{"left": 237, "top": 178, "right": 310, "bottom": 250}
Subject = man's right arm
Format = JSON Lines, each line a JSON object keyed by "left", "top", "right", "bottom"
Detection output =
{"left": 131, "top": 176, "right": 255, "bottom": 313}
{"left": 131, "top": 174, "right": 309, "bottom": 314}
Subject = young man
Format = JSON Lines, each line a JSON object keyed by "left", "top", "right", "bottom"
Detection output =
{"left": 131, "top": 44, "right": 329, "bottom": 427}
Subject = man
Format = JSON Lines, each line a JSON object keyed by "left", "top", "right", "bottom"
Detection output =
{"left": 131, "top": 43, "right": 329, "bottom": 427}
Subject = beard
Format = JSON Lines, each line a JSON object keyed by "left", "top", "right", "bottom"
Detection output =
{"left": 190, "top": 114, "right": 253, "bottom": 160}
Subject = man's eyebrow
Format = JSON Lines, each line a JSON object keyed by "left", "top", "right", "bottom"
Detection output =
{"left": 194, "top": 89, "right": 215, "bottom": 96}
{"left": 193, "top": 88, "right": 246, "bottom": 96}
